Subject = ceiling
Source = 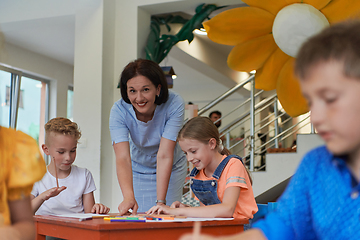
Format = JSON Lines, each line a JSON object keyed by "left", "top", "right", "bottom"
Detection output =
{"left": 0, "top": 0, "right": 245, "bottom": 66}
{"left": 0, "top": 0, "right": 76, "bottom": 65}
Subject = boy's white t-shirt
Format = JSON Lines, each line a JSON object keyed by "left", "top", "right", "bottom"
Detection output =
{"left": 31, "top": 165, "right": 96, "bottom": 215}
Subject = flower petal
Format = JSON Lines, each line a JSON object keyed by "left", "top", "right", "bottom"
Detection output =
{"left": 241, "top": 0, "right": 300, "bottom": 15}
{"left": 255, "top": 48, "right": 290, "bottom": 91}
{"left": 277, "top": 58, "right": 309, "bottom": 117}
{"left": 303, "top": 0, "right": 332, "bottom": 10}
{"left": 203, "top": 7, "right": 274, "bottom": 46}
{"left": 321, "top": 0, "right": 360, "bottom": 24}
{"left": 227, "top": 34, "right": 277, "bottom": 72}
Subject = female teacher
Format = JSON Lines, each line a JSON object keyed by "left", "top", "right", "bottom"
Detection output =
{"left": 109, "top": 59, "right": 187, "bottom": 214}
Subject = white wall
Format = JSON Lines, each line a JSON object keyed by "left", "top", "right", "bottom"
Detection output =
{"left": 72, "top": 0, "right": 105, "bottom": 202}
{"left": 100, "top": 0, "right": 117, "bottom": 213}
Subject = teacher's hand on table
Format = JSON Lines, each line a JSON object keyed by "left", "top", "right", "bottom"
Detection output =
{"left": 118, "top": 198, "right": 138, "bottom": 215}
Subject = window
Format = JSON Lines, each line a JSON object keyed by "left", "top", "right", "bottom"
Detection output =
{"left": 0, "top": 65, "right": 49, "bottom": 146}
{"left": 16, "top": 76, "right": 48, "bottom": 144}
{"left": 67, "top": 85, "right": 73, "bottom": 120}
{"left": 0, "top": 70, "right": 11, "bottom": 127}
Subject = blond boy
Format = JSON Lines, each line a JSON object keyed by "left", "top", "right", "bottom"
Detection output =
{"left": 181, "top": 21, "right": 360, "bottom": 240}
{"left": 31, "top": 117, "right": 109, "bottom": 215}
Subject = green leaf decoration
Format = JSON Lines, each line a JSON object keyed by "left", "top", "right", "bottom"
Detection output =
{"left": 145, "top": 4, "right": 225, "bottom": 64}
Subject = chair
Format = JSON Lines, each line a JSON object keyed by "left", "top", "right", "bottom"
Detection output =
{"left": 252, "top": 202, "right": 278, "bottom": 224}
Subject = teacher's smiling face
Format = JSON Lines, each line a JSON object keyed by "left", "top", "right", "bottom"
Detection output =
{"left": 127, "top": 75, "right": 161, "bottom": 122}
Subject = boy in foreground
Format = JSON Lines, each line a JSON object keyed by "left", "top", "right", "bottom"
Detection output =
{"left": 181, "top": 20, "right": 360, "bottom": 240}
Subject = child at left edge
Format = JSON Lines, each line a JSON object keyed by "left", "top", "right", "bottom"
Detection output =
{"left": 30, "top": 117, "right": 110, "bottom": 215}
{"left": 147, "top": 116, "right": 258, "bottom": 220}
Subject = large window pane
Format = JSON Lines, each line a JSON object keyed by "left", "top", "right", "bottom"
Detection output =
{"left": 0, "top": 70, "right": 11, "bottom": 127}
{"left": 16, "top": 76, "right": 43, "bottom": 143}
{"left": 0, "top": 65, "right": 49, "bottom": 149}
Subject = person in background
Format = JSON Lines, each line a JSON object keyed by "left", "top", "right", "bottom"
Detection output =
{"left": 109, "top": 59, "right": 187, "bottom": 214}
{"left": 0, "top": 126, "right": 46, "bottom": 240}
{"left": 31, "top": 117, "right": 109, "bottom": 216}
{"left": 209, "top": 110, "right": 226, "bottom": 143}
{"left": 147, "top": 117, "right": 257, "bottom": 220}
{"left": 209, "top": 110, "right": 222, "bottom": 128}
{"left": 180, "top": 20, "right": 360, "bottom": 240}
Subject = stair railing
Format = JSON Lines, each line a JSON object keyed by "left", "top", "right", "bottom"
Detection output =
{"left": 197, "top": 75, "right": 254, "bottom": 116}
{"left": 254, "top": 114, "right": 311, "bottom": 170}
{"left": 196, "top": 76, "right": 311, "bottom": 171}
{"left": 182, "top": 75, "right": 312, "bottom": 201}
{"left": 244, "top": 113, "right": 311, "bottom": 170}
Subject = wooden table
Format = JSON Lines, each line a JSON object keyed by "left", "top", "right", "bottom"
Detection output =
{"left": 34, "top": 215, "right": 247, "bottom": 240}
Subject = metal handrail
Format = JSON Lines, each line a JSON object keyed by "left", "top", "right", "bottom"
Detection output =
{"left": 219, "top": 93, "right": 277, "bottom": 136}
{"left": 255, "top": 118, "right": 311, "bottom": 171}
{"left": 227, "top": 111, "right": 284, "bottom": 153}
{"left": 225, "top": 101, "right": 290, "bottom": 154}
{"left": 183, "top": 76, "right": 312, "bottom": 199}
{"left": 255, "top": 113, "right": 310, "bottom": 153}
{"left": 197, "top": 75, "right": 254, "bottom": 116}
{"left": 257, "top": 117, "right": 311, "bottom": 156}
{"left": 256, "top": 111, "right": 287, "bottom": 133}
{"left": 221, "top": 100, "right": 276, "bottom": 142}
{"left": 213, "top": 90, "right": 264, "bottom": 127}
{"left": 243, "top": 113, "right": 311, "bottom": 165}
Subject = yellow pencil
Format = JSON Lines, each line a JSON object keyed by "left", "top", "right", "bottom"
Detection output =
{"left": 53, "top": 157, "right": 59, "bottom": 188}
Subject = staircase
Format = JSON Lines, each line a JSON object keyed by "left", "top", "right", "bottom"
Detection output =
{"left": 253, "top": 133, "right": 324, "bottom": 203}
{"left": 183, "top": 75, "right": 324, "bottom": 203}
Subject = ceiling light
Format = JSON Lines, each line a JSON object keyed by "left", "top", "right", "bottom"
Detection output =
{"left": 193, "top": 28, "right": 207, "bottom": 35}
{"left": 161, "top": 66, "right": 177, "bottom": 88}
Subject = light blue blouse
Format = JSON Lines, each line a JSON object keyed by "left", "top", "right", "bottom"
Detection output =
{"left": 109, "top": 91, "right": 186, "bottom": 173}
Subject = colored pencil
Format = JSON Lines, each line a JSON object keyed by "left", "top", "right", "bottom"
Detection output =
{"left": 53, "top": 157, "right": 59, "bottom": 188}
{"left": 110, "top": 219, "right": 146, "bottom": 222}
{"left": 137, "top": 213, "right": 187, "bottom": 218}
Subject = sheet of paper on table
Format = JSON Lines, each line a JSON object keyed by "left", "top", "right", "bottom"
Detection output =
{"left": 54, "top": 213, "right": 110, "bottom": 221}
{"left": 50, "top": 213, "right": 234, "bottom": 222}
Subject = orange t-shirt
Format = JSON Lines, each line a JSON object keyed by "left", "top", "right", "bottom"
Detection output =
{"left": 195, "top": 155, "right": 258, "bottom": 219}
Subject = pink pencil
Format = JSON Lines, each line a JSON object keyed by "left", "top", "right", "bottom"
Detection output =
{"left": 53, "top": 157, "right": 59, "bottom": 188}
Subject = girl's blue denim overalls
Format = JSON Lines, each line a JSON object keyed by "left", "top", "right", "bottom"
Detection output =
{"left": 189, "top": 155, "right": 243, "bottom": 205}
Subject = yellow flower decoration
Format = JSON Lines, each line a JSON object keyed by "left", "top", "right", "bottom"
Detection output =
{"left": 203, "top": 0, "right": 360, "bottom": 117}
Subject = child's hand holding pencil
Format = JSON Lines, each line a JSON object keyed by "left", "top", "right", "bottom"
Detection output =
{"left": 41, "top": 186, "right": 67, "bottom": 201}
{"left": 38, "top": 156, "right": 67, "bottom": 201}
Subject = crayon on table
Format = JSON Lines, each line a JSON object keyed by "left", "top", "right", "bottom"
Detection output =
{"left": 110, "top": 219, "right": 146, "bottom": 222}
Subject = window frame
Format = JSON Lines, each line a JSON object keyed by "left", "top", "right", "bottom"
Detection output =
{"left": 0, "top": 64, "right": 50, "bottom": 147}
